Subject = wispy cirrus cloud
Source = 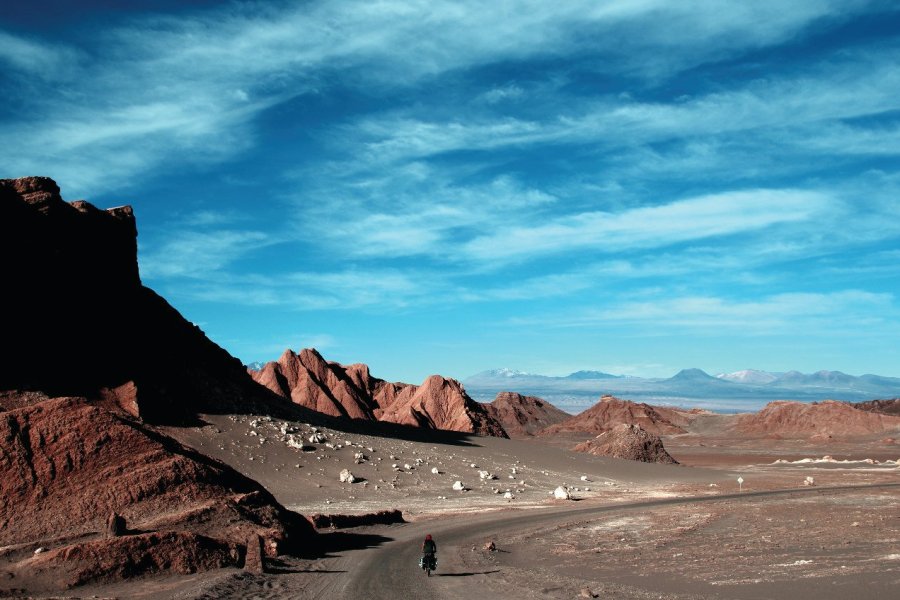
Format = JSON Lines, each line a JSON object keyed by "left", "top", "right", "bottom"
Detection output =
{"left": 462, "top": 189, "right": 830, "bottom": 263}
{"left": 512, "top": 290, "right": 898, "bottom": 334}
{"left": 0, "top": 0, "right": 882, "bottom": 193}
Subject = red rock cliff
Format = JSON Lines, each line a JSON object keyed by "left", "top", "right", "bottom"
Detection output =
{"left": 0, "top": 177, "right": 277, "bottom": 423}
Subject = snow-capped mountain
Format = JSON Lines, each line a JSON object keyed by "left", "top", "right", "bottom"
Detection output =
{"left": 716, "top": 369, "right": 778, "bottom": 385}
{"left": 463, "top": 367, "right": 900, "bottom": 413}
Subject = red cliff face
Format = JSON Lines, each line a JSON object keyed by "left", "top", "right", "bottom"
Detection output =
{"left": 482, "top": 392, "right": 570, "bottom": 436}
{"left": 540, "top": 395, "right": 690, "bottom": 436}
{"left": 253, "top": 350, "right": 507, "bottom": 437}
{"left": 0, "top": 177, "right": 275, "bottom": 424}
{"left": 731, "top": 400, "right": 900, "bottom": 439}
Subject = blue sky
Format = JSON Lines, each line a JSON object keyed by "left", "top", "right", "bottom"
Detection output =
{"left": 3, "top": 1, "right": 900, "bottom": 382}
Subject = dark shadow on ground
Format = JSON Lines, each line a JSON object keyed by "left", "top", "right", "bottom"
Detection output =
{"left": 436, "top": 570, "right": 501, "bottom": 577}
{"left": 315, "top": 531, "right": 394, "bottom": 557}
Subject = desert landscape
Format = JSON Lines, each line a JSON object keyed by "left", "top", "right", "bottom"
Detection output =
{"left": 1, "top": 176, "right": 898, "bottom": 599}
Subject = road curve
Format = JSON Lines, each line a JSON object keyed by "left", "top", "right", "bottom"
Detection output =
{"left": 315, "top": 483, "right": 900, "bottom": 599}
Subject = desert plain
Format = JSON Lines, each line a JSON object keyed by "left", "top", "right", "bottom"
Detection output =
{"left": 17, "top": 407, "right": 889, "bottom": 600}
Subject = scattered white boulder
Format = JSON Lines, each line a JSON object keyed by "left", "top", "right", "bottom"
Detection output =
{"left": 339, "top": 469, "right": 357, "bottom": 483}
{"left": 553, "top": 486, "right": 571, "bottom": 500}
{"left": 431, "top": 467, "right": 441, "bottom": 475}
{"left": 354, "top": 452, "right": 367, "bottom": 464}
{"left": 803, "top": 476, "right": 816, "bottom": 486}
{"left": 479, "top": 470, "right": 496, "bottom": 480}
{"left": 504, "top": 491, "right": 514, "bottom": 500}
{"left": 452, "top": 481, "right": 467, "bottom": 492}
{"left": 580, "top": 475, "right": 590, "bottom": 482}
{"left": 308, "top": 433, "right": 327, "bottom": 444}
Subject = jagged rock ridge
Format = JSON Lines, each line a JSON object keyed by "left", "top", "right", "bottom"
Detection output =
{"left": 252, "top": 348, "right": 507, "bottom": 437}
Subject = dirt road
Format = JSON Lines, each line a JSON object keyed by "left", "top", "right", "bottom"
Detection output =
{"left": 309, "top": 483, "right": 900, "bottom": 599}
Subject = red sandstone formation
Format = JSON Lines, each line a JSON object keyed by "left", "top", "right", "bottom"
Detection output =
{"left": 0, "top": 395, "right": 315, "bottom": 550}
{"left": 0, "top": 176, "right": 284, "bottom": 424}
{"left": 253, "top": 349, "right": 507, "bottom": 437}
{"left": 378, "top": 375, "right": 508, "bottom": 437}
{"left": 15, "top": 532, "right": 243, "bottom": 591}
{"left": 574, "top": 423, "right": 679, "bottom": 464}
{"left": 482, "top": 392, "right": 570, "bottom": 436}
{"left": 0, "top": 394, "right": 315, "bottom": 590}
{"left": 540, "top": 395, "right": 690, "bottom": 436}
{"left": 251, "top": 348, "right": 406, "bottom": 420}
{"left": 853, "top": 398, "right": 900, "bottom": 417}
{"left": 731, "top": 400, "right": 900, "bottom": 438}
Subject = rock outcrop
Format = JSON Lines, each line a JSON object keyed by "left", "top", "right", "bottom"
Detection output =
{"left": 0, "top": 395, "right": 315, "bottom": 551}
{"left": 540, "top": 395, "right": 690, "bottom": 436}
{"left": 853, "top": 398, "right": 900, "bottom": 417}
{"left": 482, "top": 392, "right": 570, "bottom": 436}
{"left": 0, "top": 176, "right": 281, "bottom": 424}
{"left": 379, "top": 375, "right": 507, "bottom": 437}
{"left": 573, "top": 423, "right": 679, "bottom": 464}
{"left": 253, "top": 349, "right": 507, "bottom": 437}
{"left": 731, "top": 400, "right": 900, "bottom": 438}
{"left": 251, "top": 348, "right": 406, "bottom": 420}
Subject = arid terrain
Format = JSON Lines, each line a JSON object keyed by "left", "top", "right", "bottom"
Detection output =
{"left": 2, "top": 177, "right": 899, "bottom": 599}
{"left": 30, "top": 408, "right": 895, "bottom": 600}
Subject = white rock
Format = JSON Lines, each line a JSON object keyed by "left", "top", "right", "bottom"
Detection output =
{"left": 580, "top": 475, "right": 590, "bottom": 482}
{"left": 431, "top": 467, "right": 440, "bottom": 475}
{"left": 308, "top": 433, "right": 327, "bottom": 444}
{"left": 504, "top": 491, "right": 514, "bottom": 500}
{"left": 404, "top": 463, "right": 413, "bottom": 470}
{"left": 339, "top": 469, "right": 357, "bottom": 483}
{"left": 478, "top": 470, "right": 496, "bottom": 480}
{"left": 553, "top": 486, "right": 571, "bottom": 500}
{"left": 803, "top": 476, "right": 816, "bottom": 486}
{"left": 34, "top": 547, "right": 47, "bottom": 554}
{"left": 452, "top": 481, "right": 467, "bottom": 491}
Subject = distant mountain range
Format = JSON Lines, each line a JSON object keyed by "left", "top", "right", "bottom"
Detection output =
{"left": 463, "top": 368, "right": 900, "bottom": 414}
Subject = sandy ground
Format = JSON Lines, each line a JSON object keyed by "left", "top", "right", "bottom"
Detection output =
{"left": 13, "top": 411, "right": 899, "bottom": 599}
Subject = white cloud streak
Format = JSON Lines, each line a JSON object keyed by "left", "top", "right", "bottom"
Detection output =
{"left": 463, "top": 189, "right": 829, "bottom": 262}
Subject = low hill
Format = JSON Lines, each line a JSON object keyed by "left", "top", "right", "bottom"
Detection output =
{"left": 730, "top": 400, "right": 900, "bottom": 438}
{"left": 482, "top": 392, "right": 570, "bottom": 436}
{"left": 540, "top": 395, "right": 693, "bottom": 436}
{"left": 573, "top": 423, "right": 679, "bottom": 464}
